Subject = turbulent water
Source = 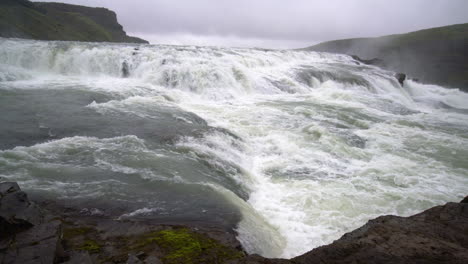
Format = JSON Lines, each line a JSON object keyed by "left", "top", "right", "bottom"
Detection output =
{"left": 1, "top": 38, "right": 468, "bottom": 258}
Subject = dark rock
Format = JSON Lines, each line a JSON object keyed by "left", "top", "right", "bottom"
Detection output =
{"left": 461, "top": 196, "right": 468, "bottom": 203}
{"left": 144, "top": 255, "right": 162, "bottom": 264}
{"left": 39, "top": 200, "right": 244, "bottom": 263}
{"left": 1, "top": 182, "right": 64, "bottom": 264}
{"left": 292, "top": 201, "right": 468, "bottom": 264}
{"left": 395, "top": 73, "right": 406, "bottom": 86}
{"left": 15, "top": 220, "right": 62, "bottom": 247}
{"left": 1, "top": 1, "right": 149, "bottom": 43}
{"left": 2, "top": 182, "right": 467, "bottom": 264}
{"left": 122, "top": 61, "right": 130, "bottom": 78}
{"left": 0, "top": 182, "right": 20, "bottom": 196}
{"left": 62, "top": 251, "right": 93, "bottom": 264}
{"left": 351, "top": 55, "right": 384, "bottom": 66}
{"left": 226, "top": 254, "right": 289, "bottom": 264}
{"left": 0, "top": 182, "right": 43, "bottom": 237}
{"left": 127, "top": 254, "right": 143, "bottom": 264}
{"left": 1, "top": 220, "right": 63, "bottom": 264}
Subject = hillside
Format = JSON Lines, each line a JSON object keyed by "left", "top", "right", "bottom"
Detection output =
{"left": 305, "top": 23, "right": 468, "bottom": 91}
{"left": 0, "top": 0, "right": 147, "bottom": 43}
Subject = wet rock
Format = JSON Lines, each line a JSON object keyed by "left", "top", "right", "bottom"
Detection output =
{"left": 144, "top": 255, "right": 162, "bottom": 264}
{"left": 122, "top": 61, "right": 130, "bottom": 78}
{"left": 1, "top": 220, "right": 63, "bottom": 264}
{"left": 62, "top": 251, "right": 93, "bottom": 264}
{"left": 351, "top": 55, "right": 383, "bottom": 66}
{"left": 0, "top": 182, "right": 64, "bottom": 264}
{"left": 460, "top": 196, "right": 468, "bottom": 203}
{"left": 0, "top": 182, "right": 43, "bottom": 236}
{"left": 127, "top": 254, "right": 143, "bottom": 264}
{"left": 2, "top": 181, "right": 467, "bottom": 264}
{"left": 293, "top": 200, "right": 468, "bottom": 264}
{"left": 226, "top": 254, "right": 289, "bottom": 264}
{"left": 0, "top": 182, "right": 20, "bottom": 196}
{"left": 395, "top": 73, "right": 406, "bottom": 86}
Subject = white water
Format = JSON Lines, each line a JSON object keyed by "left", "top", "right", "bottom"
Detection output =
{"left": 1, "top": 38, "right": 467, "bottom": 258}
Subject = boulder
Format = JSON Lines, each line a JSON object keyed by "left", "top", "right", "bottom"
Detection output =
{"left": 460, "top": 196, "right": 468, "bottom": 203}
{"left": 144, "top": 255, "right": 162, "bottom": 264}
{"left": 0, "top": 182, "right": 63, "bottom": 264}
{"left": 395, "top": 73, "right": 406, "bottom": 86}
{"left": 62, "top": 251, "right": 93, "bottom": 264}
{"left": 1, "top": 220, "right": 63, "bottom": 264}
{"left": 0, "top": 182, "right": 43, "bottom": 237}
{"left": 0, "top": 182, "right": 20, "bottom": 196}
{"left": 122, "top": 61, "right": 130, "bottom": 78}
{"left": 293, "top": 201, "right": 468, "bottom": 264}
{"left": 127, "top": 254, "right": 143, "bottom": 264}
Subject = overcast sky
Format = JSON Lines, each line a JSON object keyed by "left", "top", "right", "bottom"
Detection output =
{"left": 33, "top": 0, "right": 468, "bottom": 49}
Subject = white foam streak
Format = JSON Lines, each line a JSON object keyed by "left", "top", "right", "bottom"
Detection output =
{"left": 1, "top": 38, "right": 468, "bottom": 259}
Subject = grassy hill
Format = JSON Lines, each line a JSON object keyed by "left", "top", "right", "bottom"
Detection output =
{"left": 305, "top": 23, "right": 468, "bottom": 91}
{"left": 0, "top": 0, "right": 147, "bottom": 43}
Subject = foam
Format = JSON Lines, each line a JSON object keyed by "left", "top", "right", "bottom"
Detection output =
{"left": 1, "top": 38, "right": 467, "bottom": 258}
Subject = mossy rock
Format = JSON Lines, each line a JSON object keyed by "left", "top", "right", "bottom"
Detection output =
{"left": 138, "top": 228, "right": 244, "bottom": 264}
{"left": 63, "top": 226, "right": 94, "bottom": 240}
{"left": 78, "top": 239, "right": 101, "bottom": 253}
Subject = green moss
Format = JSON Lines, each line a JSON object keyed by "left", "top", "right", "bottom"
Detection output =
{"left": 78, "top": 239, "right": 101, "bottom": 253}
{"left": 63, "top": 227, "right": 94, "bottom": 240}
{"left": 155, "top": 229, "right": 202, "bottom": 263}
{"left": 136, "top": 228, "right": 243, "bottom": 264}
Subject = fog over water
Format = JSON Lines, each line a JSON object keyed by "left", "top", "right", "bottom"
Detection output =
{"left": 32, "top": 0, "right": 468, "bottom": 48}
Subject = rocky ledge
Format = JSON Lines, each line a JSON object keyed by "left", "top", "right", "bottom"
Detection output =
{"left": 1, "top": 182, "right": 467, "bottom": 264}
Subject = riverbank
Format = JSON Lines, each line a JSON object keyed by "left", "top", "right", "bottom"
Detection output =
{"left": 304, "top": 23, "right": 468, "bottom": 92}
{"left": 1, "top": 182, "right": 467, "bottom": 263}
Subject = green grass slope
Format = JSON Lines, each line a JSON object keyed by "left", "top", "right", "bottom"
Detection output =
{"left": 305, "top": 23, "right": 468, "bottom": 91}
{"left": 0, "top": 0, "right": 147, "bottom": 43}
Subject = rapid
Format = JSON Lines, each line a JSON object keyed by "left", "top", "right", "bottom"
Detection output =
{"left": 0, "top": 38, "right": 467, "bottom": 258}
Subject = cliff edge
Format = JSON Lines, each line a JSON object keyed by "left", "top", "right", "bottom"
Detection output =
{"left": 305, "top": 23, "right": 468, "bottom": 92}
{"left": 0, "top": 0, "right": 148, "bottom": 43}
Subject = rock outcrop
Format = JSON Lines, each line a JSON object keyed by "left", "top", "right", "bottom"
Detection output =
{"left": 305, "top": 23, "right": 468, "bottom": 92}
{"left": 0, "top": 182, "right": 43, "bottom": 236}
{"left": 292, "top": 197, "right": 468, "bottom": 264}
{"left": 395, "top": 73, "right": 407, "bottom": 86}
{"left": 350, "top": 55, "right": 383, "bottom": 66}
{"left": 0, "top": 182, "right": 64, "bottom": 264}
{"left": 1, "top": 181, "right": 467, "bottom": 264}
{"left": 0, "top": 182, "right": 244, "bottom": 264}
{"left": 0, "top": 0, "right": 148, "bottom": 43}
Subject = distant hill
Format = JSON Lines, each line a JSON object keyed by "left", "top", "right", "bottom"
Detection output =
{"left": 0, "top": 0, "right": 148, "bottom": 43}
{"left": 305, "top": 23, "right": 468, "bottom": 91}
